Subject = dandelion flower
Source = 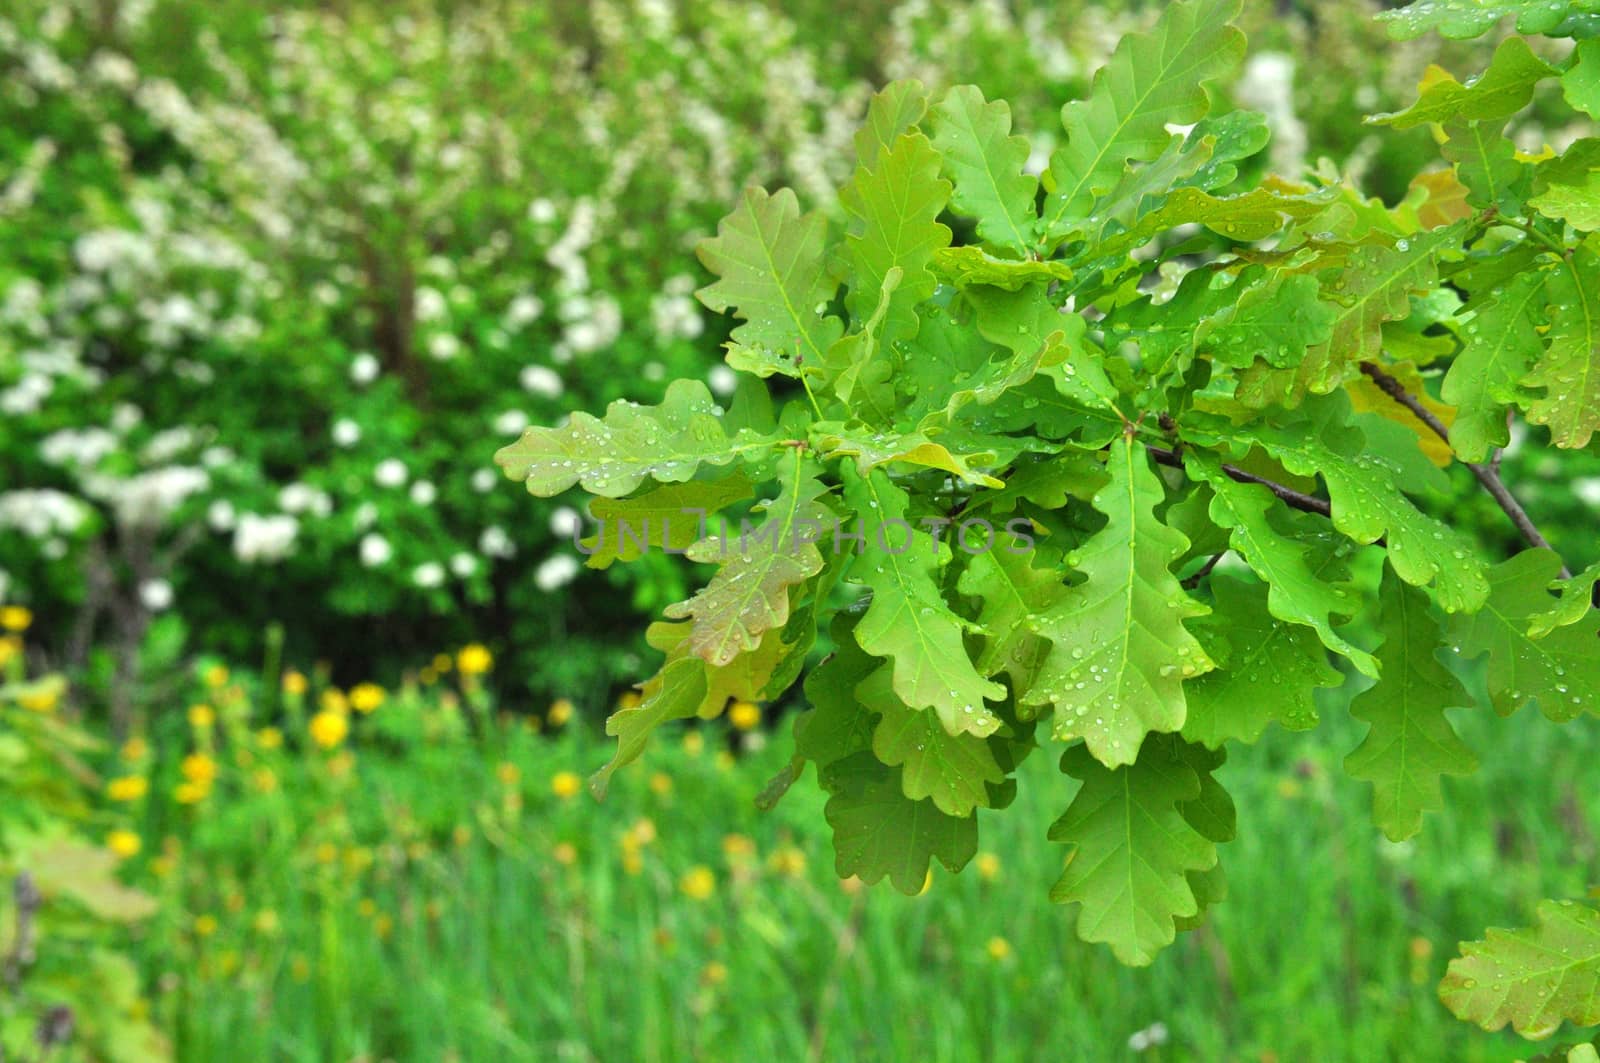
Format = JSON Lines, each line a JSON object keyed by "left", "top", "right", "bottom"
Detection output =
{"left": 680, "top": 865, "right": 716, "bottom": 900}
{"left": 768, "top": 845, "right": 807, "bottom": 878}
{"left": 0, "top": 636, "right": 18, "bottom": 666}
{"left": 320, "top": 688, "right": 348, "bottom": 714}
{"left": 257, "top": 727, "right": 283, "bottom": 749}
{"left": 203, "top": 664, "right": 229, "bottom": 689}
{"left": 350, "top": 683, "right": 385, "bottom": 714}
{"left": 181, "top": 753, "right": 217, "bottom": 787}
{"left": 188, "top": 703, "right": 215, "bottom": 729}
{"left": 976, "top": 852, "right": 1001, "bottom": 882}
{"left": 107, "top": 829, "right": 142, "bottom": 859}
{"left": 0, "top": 605, "right": 32, "bottom": 632}
{"left": 649, "top": 772, "right": 672, "bottom": 796}
{"left": 985, "top": 936, "right": 1011, "bottom": 961}
{"left": 107, "top": 776, "right": 148, "bottom": 802}
{"left": 728, "top": 700, "right": 761, "bottom": 731}
{"left": 281, "top": 670, "right": 307, "bottom": 696}
{"left": 497, "top": 762, "right": 521, "bottom": 786}
{"left": 551, "top": 771, "right": 582, "bottom": 799}
{"left": 254, "top": 910, "right": 280, "bottom": 935}
{"left": 457, "top": 643, "right": 493, "bottom": 676}
{"left": 553, "top": 842, "right": 577, "bottom": 865}
{"left": 19, "top": 686, "right": 60, "bottom": 713}
{"left": 682, "top": 731, "right": 704, "bottom": 756}
{"left": 175, "top": 781, "right": 208, "bottom": 804}
{"left": 702, "top": 961, "right": 729, "bottom": 986}
{"left": 547, "top": 698, "right": 573, "bottom": 726}
{"left": 721, "top": 834, "right": 755, "bottom": 861}
{"left": 194, "top": 914, "right": 219, "bottom": 937}
{"left": 309, "top": 710, "right": 349, "bottom": 750}
{"left": 121, "top": 736, "right": 148, "bottom": 760}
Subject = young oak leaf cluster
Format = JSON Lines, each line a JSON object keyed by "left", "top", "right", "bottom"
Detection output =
{"left": 494, "top": 0, "right": 1600, "bottom": 1017}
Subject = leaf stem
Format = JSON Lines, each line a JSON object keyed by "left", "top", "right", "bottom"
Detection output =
{"left": 1146, "top": 444, "right": 1332, "bottom": 519}
{"left": 1495, "top": 214, "right": 1567, "bottom": 258}
{"left": 1357, "top": 361, "right": 1569, "bottom": 577}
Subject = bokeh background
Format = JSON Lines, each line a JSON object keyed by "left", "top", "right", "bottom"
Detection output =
{"left": 1, "top": 1, "right": 1597, "bottom": 1060}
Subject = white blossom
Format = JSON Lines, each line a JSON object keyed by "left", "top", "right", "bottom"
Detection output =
{"left": 478, "top": 525, "right": 515, "bottom": 559}
{"left": 359, "top": 533, "right": 393, "bottom": 567}
{"left": 1575, "top": 477, "right": 1600, "bottom": 507}
{"left": 92, "top": 466, "right": 209, "bottom": 529}
{"left": 350, "top": 352, "right": 380, "bottom": 384}
{"left": 449, "top": 552, "right": 478, "bottom": 578}
{"left": 41, "top": 427, "right": 119, "bottom": 468}
{"left": 471, "top": 468, "right": 498, "bottom": 493}
{"left": 375, "top": 459, "right": 408, "bottom": 488}
{"left": 549, "top": 506, "right": 582, "bottom": 538}
{"left": 1128, "top": 1022, "right": 1169, "bottom": 1053}
{"left": 520, "top": 365, "right": 563, "bottom": 398}
{"left": 332, "top": 418, "right": 361, "bottom": 447}
{"left": 233, "top": 513, "right": 299, "bottom": 563}
{"left": 139, "top": 578, "right": 174, "bottom": 612}
{"left": 412, "top": 561, "right": 445, "bottom": 588}
{"left": 427, "top": 333, "right": 462, "bottom": 360}
{"left": 494, "top": 409, "right": 530, "bottom": 435}
{"left": 708, "top": 364, "right": 738, "bottom": 397}
{"left": 0, "top": 490, "right": 91, "bottom": 538}
{"left": 278, "top": 482, "right": 332, "bottom": 518}
{"left": 504, "top": 293, "right": 544, "bottom": 330}
{"left": 415, "top": 285, "right": 448, "bottom": 322}
{"left": 535, "top": 553, "right": 580, "bottom": 592}
{"left": 528, "top": 197, "right": 557, "bottom": 224}
{"left": 409, "top": 480, "right": 438, "bottom": 506}
{"left": 207, "top": 499, "right": 237, "bottom": 532}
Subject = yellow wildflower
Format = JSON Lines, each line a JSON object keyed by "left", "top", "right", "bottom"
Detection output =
{"left": 649, "top": 772, "right": 672, "bottom": 796}
{"left": 107, "top": 829, "right": 142, "bottom": 859}
{"left": 203, "top": 664, "right": 229, "bottom": 689}
{"left": 702, "top": 961, "right": 728, "bottom": 987}
{"left": 457, "top": 643, "right": 493, "bottom": 676}
{"left": 1, "top": 605, "right": 33, "bottom": 632}
{"left": 257, "top": 727, "right": 283, "bottom": 750}
{"left": 281, "top": 670, "right": 308, "bottom": 696}
{"left": 194, "top": 914, "right": 218, "bottom": 937}
{"left": 975, "top": 852, "right": 1001, "bottom": 882}
{"left": 309, "top": 710, "right": 349, "bottom": 749}
{"left": 728, "top": 700, "right": 761, "bottom": 731}
{"left": 550, "top": 771, "right": 582, "bottom": 799}
{"left": 496, "top": 762, "right": 522, "bottom": 787}
{"left": 181, "top": 753, "right": 217, "bottom": 786}
{"left": 679, "top": 865, "right": 716, "bottom": 901}
{"left": 107, "top": 775, "right": 149, "bottom": 802}
{"left": 253, "top": 768, "right": 278, "bottom": 793}
{"left": 326, "top": 751, "right": 355, "bottom": 777}
{"left": 121, "top": 736, "right": 148, "bottom": 761}
{"left": 349, "top": 683, "right": 385, "bottom": 714}
{"left": 315, "top": 842, "right": 339, "bottom": 864}
{"left": 0, "top": 635, "right": 19, "bottom": 666}
{"left": 630, "top": 818, "right": 657, "bottom": 845}
{"left": 432, "top": 652, "right": 453, "bottom": 673}
{"left": 768, "top": 844, "right": 807, "bottom": 878}
{"left": 553, "top": 842, "right": 577, "bottom": 865}
{"left": 174, "top": 781, "right": 208, "bottom": 804}
{"left": 986, "top": 936, "right": 1012, "bottom": 961}
{"left": 19, "top": 687, "right": 59, "bottom": 713}
{"left": 722, "top": 834, "right": 756, "bottom": 861}
{"left": 547, "top": 698, "right": 573, "bottom": 726}
{"left": 254, "top": 910, "right": 280, "bottom": 935}
{"left": 320, "top": 688, "right": 348, "bottom": 715}
{"left": 682, "top": 731, "right": 705, "bottom": 756}
{"left": 188, "top": 703, "right": 215, "bottom": 729}
{"left": 622, "top": 849, "right": 643, "bottom": 875}
{"left": 420, "top": 666, "right": 438, "bottom": 686}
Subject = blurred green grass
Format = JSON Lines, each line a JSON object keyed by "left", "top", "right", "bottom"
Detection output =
{"left": 124, "top": 667, "right": 1599, "bottom": 1063}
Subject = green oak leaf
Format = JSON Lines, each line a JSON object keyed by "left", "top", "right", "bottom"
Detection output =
{"left": 958, "top": 537, "right": 1062, "bottom": 695}
{"left": 1181, "top": 573, "right": 1344, "bottom": 748}
{"left": 813, "top": 423, "right": 1004, "bottom": 488}
{"left": 1038, "top": 0, "right": 1245, "bottom": 248}
{"left": 796, "top": 613, "right": 880, "bottom": 770}
{"left": 1443, "top": 119, "right": 1524, "bottom": 212}
{"left": 1566, "top": 39, "right": 1600, "bottom": 118}
{"left": 932, "top": 247, "right": 1074, "bottom": 291}
{"left": 591, "top": 656, "right": 708, "bottom": 797}
{"left": 1449, "top": 549, "right": 1600, "bottom": 720}
{"left": 663, "top": 456, "right": 830, "bottom": 667}
{"left": 1048, "top": 736, "right": 1219, "bottom": 965}
{"left": 644, "top": 620, "right": 790, "bottom": 720}
{"left": 1186, "top": 452, "right": 1375, "bottom": 674}
{"left": 865, "top": 666, "right": 1004, "bottom": 816}
{"left": 1441, "top": 268, "right": 1550, "bottom": 462}
{"left": 853, "top": 79, "right": 930, "bottom": 167}
{"left": 930, "top": 86, "right": 1038, "bottom": 256}
{"left": 823, "top": 751, "right": 978, "bottom": 893}
{"left": 1344, "top": 571, "right": 1479, "bottom": 842}
{"left": 582, "top": 474, "right": 754, "bottom": 568}
{"left": 1238, "top": 397, "right": 1489, "bottom": 612}
{"left": 1441, "top": 899, "right": 1600, "bottom": 1039}
{"left": 1171, "top": 742, "right": 1235, "bottom": 932}
{"left": 843, "top": 468, "right": 1005, "bottom": 736}
{"left": 1370, "top": 36, "right": 1555, "bottom": 128}
{"left": 824, "top": 267, "right": 901, "bottom": 422}
{"left": 1529, "top": 139, "right": 1600, "bottom": 232}
{"left": 1377, "top": 0, "right": 1600, "bottom": 40}
{"left": 694, "top": 186, "right": 843, "bottom": 369}
{"left": 495, "top": 380, "right": 766, "bottom": 498}
{"left": 1023, "top": 437, "right": 1214, "bottom": 767}
{"left": 1522, "top": 239, "right": 1600, "bottom": 448}
{"left": 842, "top": 128, "right": 951, "bottom": 346}
{"left": 1527, "top": 558, "right": 1600, "bottom": 638}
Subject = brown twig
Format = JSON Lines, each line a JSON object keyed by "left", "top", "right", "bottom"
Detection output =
{"left": 1147, "top": 444, "right": 1332, "bottom": 518}
{"left": 1182, "top": 551, "right": 1229, "bottom": 590}
{"left": 1358, "top": 361, "right": 1570, "bottom": 577}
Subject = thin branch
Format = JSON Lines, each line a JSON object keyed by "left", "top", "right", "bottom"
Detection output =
{"left": 1182, "top": 551, "right": 1228, "bottom": 590}
{"left": 1358, "top": 361, "right": 1569, "bottom": 577}
{"left": 1147, "top": 444, "right": 1332, "bottom": 519}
